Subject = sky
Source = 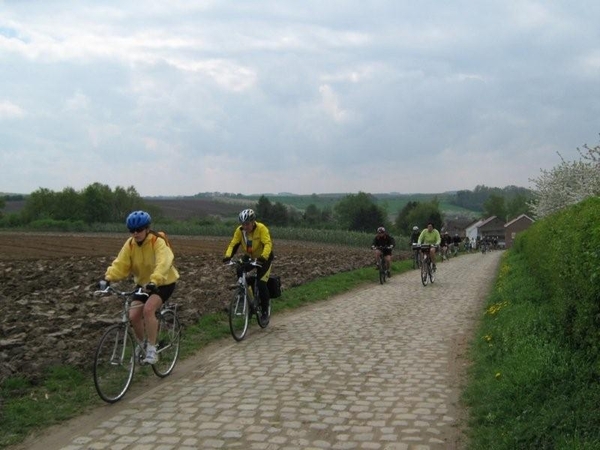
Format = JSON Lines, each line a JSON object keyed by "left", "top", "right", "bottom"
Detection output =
{"left": 1, "top": 1, "right": 599, "bottom": 197}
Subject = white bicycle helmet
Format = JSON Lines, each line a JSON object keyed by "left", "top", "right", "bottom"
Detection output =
{"left": 238, "top": 208, "right": 256, "bottom": 223}
{"left": 412, "top": 226, "right": 419, "bottom": 231}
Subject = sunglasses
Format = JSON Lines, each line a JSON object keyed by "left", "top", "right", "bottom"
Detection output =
{"left": 129, "top": 227, "right": 147, "bottom": 234}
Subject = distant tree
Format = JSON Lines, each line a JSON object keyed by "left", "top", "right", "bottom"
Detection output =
{"left": 304, "top": 204, "right": 321, "bottom": 225}
{"left": 483, "top": 194, "right": 507, "bottom": 221}
{"left": 270, "top": 202, "right": 289, "bottom": 226}
{"left": 405, "top": 200, "right": 444, "bottom": 231}
{"left": 394, "top": 201, "right": 418, "bottom": 234}
{"left": 82, "top": 183, "right": 113, "bottom": 224}
{"left": 255, "top": 196, "right": 272, "bottom": 222}
{"left": 21, "top": 188, "right": 56, "bottom": 222}
{"left": 54, "top": 187, "right": 84, "bottom": 221}
{"left": 0, "top": 195, "right": 5, "bottom": 213}
{"left": 506, "top": 194, "right": 533, "bottom": 221}
{"left": 334, "top": 192, "right": 387, "bottom": 232}
{"left": 530, "top": 141, "right": 600, "bottom": 218}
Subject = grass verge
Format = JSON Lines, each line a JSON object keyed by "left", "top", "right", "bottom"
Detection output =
{"left": 463, "top": 251, "right": 600, "bottom": 449}
{"left": 0, "top": 260, "right": 413, "bottom": 448}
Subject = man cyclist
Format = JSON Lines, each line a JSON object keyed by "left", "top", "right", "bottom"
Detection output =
{"left": 371, "top": 227, "right": 395, "bottom": 277}
{"left": 417, "top": 222, "right": 441, "bottom": 270}
{"left": 452, "top": 233, "right": 462, "bottom": 256}
{"left": 223, "top": 209, "right": 274, "bottom": 323}
{"left": 103, "top": 210, "right": 179, "bottom": 365}
{"left": 440, "top": 231, "right": 452, "bottom": 261}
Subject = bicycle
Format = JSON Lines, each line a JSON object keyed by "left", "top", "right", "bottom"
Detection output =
{"left": 92, "top": 285, "right": 181, "bottom": 403}
{"left": 373, "top": 245, "right": 392, "bottom": 284}
{"left": 411, "top": 243, "right": 422, "bottom": 270}
{"left": 226, "top": 257, "right": 271, "bottom": 342}
{"left": 417, "top": 244, "right": 436, "bottom": 286}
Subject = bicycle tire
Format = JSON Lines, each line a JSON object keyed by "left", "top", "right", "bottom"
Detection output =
{"left": 152, "top": 309, "right": 181, "bottom": 377}
{"left": 93, "top": 324, "right": 135, "bottom": 403}
{"left": 429, "top": 262, "right": 435, "bottom": 284}
{"left": 229, "top": 289, "right": 249, "bottom": 341}
{"left": 376, "top": 255, "right": 386, "bottom": 284}
{"left": 421, "top": 257, "right": 429, "bottom": 286}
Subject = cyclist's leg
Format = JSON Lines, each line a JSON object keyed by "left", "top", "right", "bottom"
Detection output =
{"left": 143, "top": 295, "right": 163, "bottom": 347}
{"left": 144, "top": 283, "right": 176, "bottom": 346}
{"left": 128, "top": 299, "right": 145, "bottom": 342}
{"left": 257, "top": 262, "right": 272, "bottom": 317}
{"left": 430, "top": 247, "right": 437, "bottom": 267}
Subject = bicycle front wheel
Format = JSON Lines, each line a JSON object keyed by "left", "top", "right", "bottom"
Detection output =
{"left": 93, "top": 324, "right": 135, "bottom": 403}
{"left": 229, "top": 290, "right": 250, "bottom": 341}
{"left": 152, "top": 309, "right": 181, "bottom": 377}
{"left": 429, "top": 262, "right": 435, "bottom": 284}
{"left": 421, "top": 258, "right": 429, "bottom": 286}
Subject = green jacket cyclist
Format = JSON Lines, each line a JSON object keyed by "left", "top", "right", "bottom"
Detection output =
{"left": 417, "top": 222, "right": 442, "bottom": 269}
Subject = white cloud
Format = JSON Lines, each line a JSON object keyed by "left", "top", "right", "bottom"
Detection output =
{"left": 0, "top": 100, "right": 25, "bottom": 119}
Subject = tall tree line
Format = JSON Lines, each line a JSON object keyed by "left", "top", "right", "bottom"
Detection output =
{"left": 17, "top": 183, "right": 153, "bottom": 224}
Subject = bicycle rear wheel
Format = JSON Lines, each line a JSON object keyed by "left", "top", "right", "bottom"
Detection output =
{"left": 152, "top": 309, "right": 181, "bottom": 377}
{"left": 93, "top": 324, "right": 135, "bottom": 403}
{"left": 229, "top": 290, "right": 249, "bottom": 341}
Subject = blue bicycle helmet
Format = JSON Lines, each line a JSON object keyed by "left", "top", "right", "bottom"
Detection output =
{"left": 126, "top": 210, "right": 151, "bottom": 230}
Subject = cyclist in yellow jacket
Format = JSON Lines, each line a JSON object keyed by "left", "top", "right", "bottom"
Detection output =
{"left": 417, "top": 222, "right": 442, "bottom": 270}
{"left": 103, "top": 210, "right": 179, "bottom": 365}
{"left": 223, "top": 208, "right": 274, "bottom": 322}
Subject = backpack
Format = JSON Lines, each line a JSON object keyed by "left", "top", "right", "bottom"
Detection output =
{"left": 129, "top": 229, "right": 173, "bottom": 252}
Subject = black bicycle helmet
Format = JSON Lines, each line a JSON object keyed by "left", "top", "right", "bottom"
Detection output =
{"left": 238, "top": 208, "right": 256, "bottom": 223}
{"left": 126, "top": 210, "right": 151, "bottom": 230}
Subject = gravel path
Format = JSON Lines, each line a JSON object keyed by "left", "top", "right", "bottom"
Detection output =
{"left": 17, "top": 250, "right": 503, "bottom": 450}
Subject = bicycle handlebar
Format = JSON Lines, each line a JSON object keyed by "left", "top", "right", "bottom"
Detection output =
{"left": 224, "top": 258, "right": 263, "bottom": 269}
{"left": 93, "top": 285, "right": 148, "bottom": 298}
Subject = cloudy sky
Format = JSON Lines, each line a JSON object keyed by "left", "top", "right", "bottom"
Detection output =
{"left": 1, "top": 1, "right": 598, "bottom": 197}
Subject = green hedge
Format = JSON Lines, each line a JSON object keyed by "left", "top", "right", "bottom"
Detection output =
{"left": 515, "top": 196, "right": 600, "bottom": 354}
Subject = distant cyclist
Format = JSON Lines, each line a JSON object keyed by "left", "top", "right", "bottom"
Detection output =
{"left": 410, "top": 226, "right": 420, "bottom": 246}
{"left": 371, "top": 227, "right": 395, "bottom": 277}
{"left": 410, "top": 225, "right": 421, "bottom": 269}
{"left": 417, "top": 222, "right": 441, "bottom": 270}
{"left": 440, "top": 231, "right": 452, "bottom": 261}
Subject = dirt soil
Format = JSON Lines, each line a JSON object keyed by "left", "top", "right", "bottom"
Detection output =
{"left": 0, "top": 232, "right": 406, "bottom": 385}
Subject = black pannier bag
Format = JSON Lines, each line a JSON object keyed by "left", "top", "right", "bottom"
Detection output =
{"left": 267, "top": 275, "right": 282, "bottom": 298}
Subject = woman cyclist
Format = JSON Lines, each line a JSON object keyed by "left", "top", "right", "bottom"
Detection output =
{"left": 102, "top": 210, "right": 179, "bottom": 365}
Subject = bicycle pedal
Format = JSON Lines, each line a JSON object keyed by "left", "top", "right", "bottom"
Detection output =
{"left": 228, "top": 284, "right": 239, "bottom": 290}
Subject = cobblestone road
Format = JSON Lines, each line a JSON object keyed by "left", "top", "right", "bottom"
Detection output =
{"left": 21, "top": 250, "right": 503, "bottom": 450}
